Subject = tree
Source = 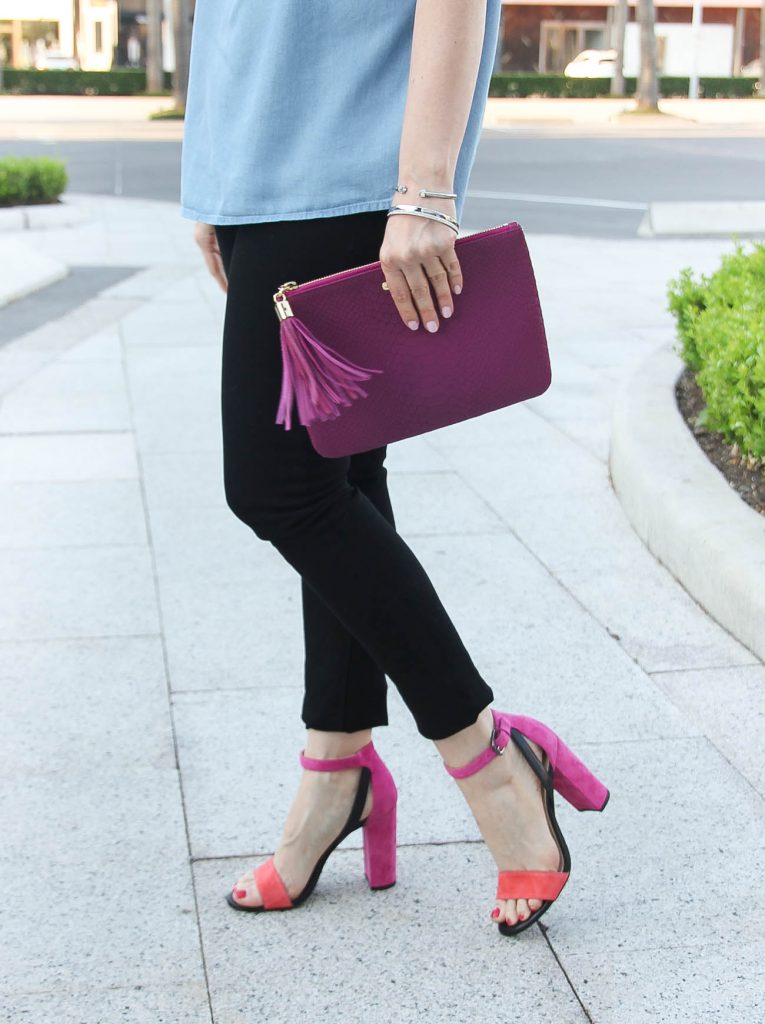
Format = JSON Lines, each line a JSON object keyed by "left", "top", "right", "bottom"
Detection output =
{"left": 171, "top": 0, "right": 193, "bottom": 110}
{"left": 146, "top": 0, "right": 163, "bottom": 94}
{"left": 73, "top": 0, "right": 81, "bottom": 67}
{"left": 610, "top": 0, "right": 628, "bottom": 97}
{"left": 636, "top": 0, "right": 659, "bottom": 110}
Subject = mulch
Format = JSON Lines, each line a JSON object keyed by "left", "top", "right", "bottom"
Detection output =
{"left": 676, "top": 366, "right": 765, "bottom": 517}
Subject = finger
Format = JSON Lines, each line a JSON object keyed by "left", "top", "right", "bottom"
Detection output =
{"left": 204, "top": 249, "right": 227, "bottom": 293}
{"left": 210, "top": 252, "right": 228, "bottom": 293}
{"left": 382, "top": 266, "right": 421, "bottom": 331}
{"left": 422, "top": 256, "right": 454, "bottom": 318}
{"left": 402, "top": 264, "right": 439, "bottom": 332}
{"left": 443, "top": 251, "right": 463, "bottom": 295}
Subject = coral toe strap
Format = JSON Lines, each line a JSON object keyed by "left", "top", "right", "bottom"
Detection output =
{"left": 254, "top": 858, "right": 293, "bottom": 910}
{"left": 496, "top": 870, "right": 569, "bottom": 902}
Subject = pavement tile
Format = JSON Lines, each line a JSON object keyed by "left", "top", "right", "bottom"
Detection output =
{"left": 0, "top": 635, "right": 172, "bottom": 774}
{"left": 159, "top": 576, "right": 304, "bottom": 693}
{"left": 541, "top": 736, "right": 765, "bottom": 956}
{"left": 56, "top": 326, "right": 123, "bottom": 362}
{"left": 450, "top": 463, "right": 756, "bottom": 672}
{"left": 0, "top": 986, "right": 210, "bottom": 1024}
{"left": 141, "top": 451, "right": 226, "bottom": 510}
{"left": 0, "top": 766, "right": 203, "bottom": 996}
{"left": 0, "top": 544, "right": 159, "bottom": 640}
{"left": 654, "top": 664, "right": 765, "bottom": 797}
{"left": 125, "top": 345, "right": 222, "bottom": 454}
{"left": 0, "top": 432, "right": 138, "bottom": 483}
{"left": 558, "top": 941, "right": 765, "bottom": 1024}
{"left": 193, "top": 844, "right": 587, "bottom": 1024}
{"left": 119, "top": 298, "right": 219, "bottom": 348}
{"left": 389, "top": 470, "right": 508, "bottom": 535}
{"left": 0, "top": 356, "right": 131, "bottom": 433}
{"left": 0, "top": 479, "right": 147, "bottom": 549}
{"left": 1, "top": 632, "right": 203, "bottom": 1001}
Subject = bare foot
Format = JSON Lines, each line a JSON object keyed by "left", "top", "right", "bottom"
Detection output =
{"left": 436, "top": 709, "right": 561, "bottom": 927}
{"left": 230, "top": 731, "right": 373, "bottom": 908}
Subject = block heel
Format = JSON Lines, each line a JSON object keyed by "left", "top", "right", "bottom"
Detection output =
{"left": 442, "top": 709, "right": 609, "bottom": 937}
{"left": 508, "top": 713, "right": 610, "bottom": 812}
{"left": 226, "top": 740, "right": 398, "bottom": 912}
{"left": 363, "top": 803, "right": 398, "bottom": 890}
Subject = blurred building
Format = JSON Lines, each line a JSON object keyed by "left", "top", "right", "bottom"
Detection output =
{"left": 499, "top": 0, "right": 761, "bottom": 73}
{"left": 0, "top": 1, "right": 118, "bottom": 70}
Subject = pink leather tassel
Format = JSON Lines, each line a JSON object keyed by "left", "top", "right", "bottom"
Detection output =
{"left": 275, "top": 315, "right": 383, "bottom": 430}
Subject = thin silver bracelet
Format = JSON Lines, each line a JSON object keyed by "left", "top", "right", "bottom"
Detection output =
{"left": 391, "top": 183, "right": 458, "bottom": 200}
{"left": 387, "top": 204, "right": 460, "bottom": 235}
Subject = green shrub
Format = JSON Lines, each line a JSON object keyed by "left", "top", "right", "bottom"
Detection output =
{"left": 0, "top": 156, "right": 68, "bottom": 206}
{"left": 0, "top": 68, "right": 172, "bottom": 96}
{"left": 668, "top": 242, "right": 765, "bottom": 458}
{"left": 488, "top": 73, "right": 760, "bottom": 99}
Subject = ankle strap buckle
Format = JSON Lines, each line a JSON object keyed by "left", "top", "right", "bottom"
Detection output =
{"left": 490, "top": 725, "right": 508, "bottom": 756}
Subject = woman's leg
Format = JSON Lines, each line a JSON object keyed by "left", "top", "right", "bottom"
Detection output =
{"left": 300, "top": 446, "right": 392, "bottom": 733}
{"left": 216, "top": 211, "right": 493, "bottom": 742}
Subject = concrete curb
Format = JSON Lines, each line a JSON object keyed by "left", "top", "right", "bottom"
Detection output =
{"left": 638, "top": 201, "right": 765, "bottom": 237}
{"left": 0, "top": 201, "right": 91, "bottom": 233}
{"left": 0, "top": 237, "right": 68, "bottom": 307}
{"left": 609, "top": 342, "right": 765, "bottom": 662}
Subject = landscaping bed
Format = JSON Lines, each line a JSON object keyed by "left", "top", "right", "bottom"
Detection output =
{"left": 676, "top": 366, "right": 765, "bottom": 516}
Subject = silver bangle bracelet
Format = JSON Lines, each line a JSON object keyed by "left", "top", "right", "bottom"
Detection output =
{"left": 387, "top": 204, "right": 460, "bottom": 235}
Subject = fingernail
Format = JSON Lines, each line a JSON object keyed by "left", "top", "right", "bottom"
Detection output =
{"left": 234, "top": 889, "right": 247, "bottom": 899}
{"left": 441, "top": 306, "right": 452, "bottom": 318}
{"left": 490, "top": 907, "right": 500, "bottom": 919}
{"left": 407, "top": 320, "right": 419, "bottom": 331}
{"left": 426, "top": 321, "right": 438, "bottom": 333}
{"left": 454, "top": 284, "right": 462, "bottom": 294}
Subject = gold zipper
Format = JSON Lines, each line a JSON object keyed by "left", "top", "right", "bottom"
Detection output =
{"left": 272, "top": 221, "right": 512, "bottom": 320}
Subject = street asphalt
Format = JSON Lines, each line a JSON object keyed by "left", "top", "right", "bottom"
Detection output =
{"left": 2, "top": 133, "right": 764, "bottom": 237}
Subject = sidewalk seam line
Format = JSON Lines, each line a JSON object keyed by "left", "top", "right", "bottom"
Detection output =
{"left": 117, "top": 315, "right": 216, "bottom": 1024}
{"left": 539, "top": 923, "right": 594, "bottom": 1023}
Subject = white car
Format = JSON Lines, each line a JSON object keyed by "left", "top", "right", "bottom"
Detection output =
{"left": 36, "top": 52, "right": 80, "bottom": 71}
{"left": 564, "top": 49, "right": 617, "bottom": 78}
{"left": 740, "top": 58, "right": 762, "bottom": 78}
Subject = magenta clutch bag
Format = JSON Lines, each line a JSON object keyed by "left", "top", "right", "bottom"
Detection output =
{"left": 272, "top": 221, "right": 551, "bottom": 458}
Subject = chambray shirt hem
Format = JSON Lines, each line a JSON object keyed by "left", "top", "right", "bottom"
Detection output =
{"left": 179, "top": 197, "right": 395, "bottom": 226}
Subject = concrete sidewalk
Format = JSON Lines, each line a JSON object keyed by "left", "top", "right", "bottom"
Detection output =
{"left": 1, "top": 195, "right": 763, "bottom": 1024}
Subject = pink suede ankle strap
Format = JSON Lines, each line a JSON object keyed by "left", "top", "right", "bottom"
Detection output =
{"left": 299, "top": 740, "right": 376, "bottom": 773}
{"left": 443, "top": 710, "right": 511, "bottom": 779}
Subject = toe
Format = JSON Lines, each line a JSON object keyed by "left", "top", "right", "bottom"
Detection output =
{"left": 527, "top": 897, "right": 543, "bottom": 913}
{"left": 516, "top": 898, "right": 530, "bottom": 922}
{"left": 230, "top": 872, "right": 263, "bottom": 908}
{"left": 503, "top": 898, "right": 519, "bottom": 927}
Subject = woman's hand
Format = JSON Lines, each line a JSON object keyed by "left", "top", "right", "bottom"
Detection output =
{"left": 194, "top": 222, "right": 228, "bottom": 293}
{"left": 379, "top": 209, "right": 462, "bottom": 333}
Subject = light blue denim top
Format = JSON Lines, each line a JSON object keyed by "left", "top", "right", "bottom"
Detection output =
{"left": 180, "top": 1, "right": 501, "bottom": 226}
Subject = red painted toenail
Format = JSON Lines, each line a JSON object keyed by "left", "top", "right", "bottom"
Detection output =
{"left": 234, "top": 889, "right": 247, "bottom": 899}
{"left": 491, "top": 908, "right": 500, "bottom": 919}
{"left": 519, "top": 914, "right": 527, "bottom": 921}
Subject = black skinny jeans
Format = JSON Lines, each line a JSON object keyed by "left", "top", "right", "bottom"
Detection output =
{"left": 215, "top": 210, "right": 493, "bottom": 741}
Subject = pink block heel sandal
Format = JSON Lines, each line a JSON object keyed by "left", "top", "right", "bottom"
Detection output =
{"left": 226, "top": 740, "right": 398, "bottom": 912}
{"left": 443, "top": 709, "right": 609, "bottom": 937}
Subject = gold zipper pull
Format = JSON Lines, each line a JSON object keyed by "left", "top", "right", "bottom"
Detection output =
{"left": 273, "top": 280, "right": 298, "bottom": 321}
